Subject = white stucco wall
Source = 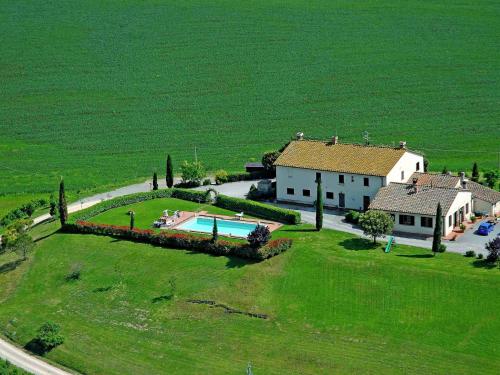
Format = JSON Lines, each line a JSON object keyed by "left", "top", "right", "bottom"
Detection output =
{"left": 386, "top": 151, "right": 424, "bottom": 184}
{"left": 390, "top": 212, "right": 437, "bottom": 236}
{"left": 443, "top": 191, "right": 473, "bottom": 235}
{"left": 276, "top": 166, "right": 385, "bottom": 210}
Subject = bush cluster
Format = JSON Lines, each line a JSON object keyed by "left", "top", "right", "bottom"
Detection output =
{"left": 0, "top": 198, "right": 48, "bottom": 227}
{"left": 344, "top": 210, "right": 361, "bottom": 224}
{"left": 65, "top": 221, "right": 292, "bottom": 261}
{"left": 68, "top": 188, "right": 210, "bottom": 224}
{"left": 215, "top": 194, "right": 300, "bottom": 224}
{"left": 464, "top": 250, "right": 476, "bottom": 257}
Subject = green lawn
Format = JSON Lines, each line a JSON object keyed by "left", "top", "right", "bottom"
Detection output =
{"left": 0, "top": 218, "right": 498, "bottom": 374}
{"left": 0, "top": 0, "right": 499, "bottom": 205}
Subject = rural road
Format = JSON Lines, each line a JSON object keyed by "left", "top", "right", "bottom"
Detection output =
{"left": 0, "top": 339, "right": 71, "bottom": 375}
{"left": 2, "top": 177, "right": 494, "bottom": 374}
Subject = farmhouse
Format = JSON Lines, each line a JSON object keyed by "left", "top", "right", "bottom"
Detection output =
{"left": 274, "top": 136, "right": 423, "bottom": 210}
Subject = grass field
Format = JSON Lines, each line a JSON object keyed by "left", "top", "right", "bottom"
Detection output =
{"left": 1, "top": 0, "right": 499, "bottom": 205}
{"left": 0, "top": 214, "right": 499, "bottom": 374}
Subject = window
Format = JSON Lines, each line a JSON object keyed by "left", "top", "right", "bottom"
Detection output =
{"left": 364, "top": 177, "right": 369, "bottom": 186}
{"left": 316, "top": 172, "right": 322, "bottom": 182}
{"left": 302, "top": 189, "right": 311, "bottom": 197}
{"left": 339, "top": 174, "right": 344, "bottom": 184}
{"left": 399, "top": 215, "right": 415, "bottom": 226}
{"left": 466, "top": 203, "right": 469, "bottom": 214}
{"left": 448, "top": 215, "right": 452, "bottom": 226}
{"left": 390, "top": 214, "right": 396, "bottom": 222}
{"left": 351, "top": 175, "right": 355, "bottom": 182}
{"left": 326, "top": 191, "right": 334, "bottom": 199}
{"left": 416, "top": 162, "right": 420, "bottom": 171}
{"left": 421, "top": 216, "right": 433, "bottom": 228}
{"left": 287, "top": 188, "right": 294, "bottom": 195}
{"left": 401, "top": 171, "right": 405, "bottom": 181}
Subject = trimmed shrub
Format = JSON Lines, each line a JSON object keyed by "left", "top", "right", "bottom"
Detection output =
{"left": 247, "top": 225, "right": 271, "bottom": 248}
{"left": 35, "top": 322, "right": 64, "bottom": 352}
{"left": 470, "top": 215, "right": 476, "bottom": 223}
{"left": 477, "top": 253, "right": 484, "bottom": 259}
{"left": 65, "top": 263, "right": 83, "bottom": 281}
{"left": 215, "top": 194, "right": 300, "bottom": 224}
{"left": 345, "top": 210, "right": 361, "bottom": 224}
{"left": 202, "top": 178, "right": 211, "bottom": 186}
{"left": 465, "top": 250, "right": 475, "bottom": 258}
{"left": 64, "top": 221, "right": 292, "bottom": 261}
{"left": 215, "top": 169, "right": 229, "bottom": 185}
{"left": 437, "top": 244, "right": 447, "bottom": 253}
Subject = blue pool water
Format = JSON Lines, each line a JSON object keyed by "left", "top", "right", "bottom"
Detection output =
{"left": 176, "top": 216, "right": 258, "bottom": 237}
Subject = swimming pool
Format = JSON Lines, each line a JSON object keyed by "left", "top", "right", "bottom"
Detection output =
{"left": 176, "top": 216, "right": 258, "bottom": 237}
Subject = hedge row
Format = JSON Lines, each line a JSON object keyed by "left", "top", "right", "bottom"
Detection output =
{"left": 68, "top": 188, "right": 210, "bottom": 224}
{"left": 214, "top": 195, "right": 300, "bottom": 224}
{"left": 65, "top": 221, "right": 292, "bottom": 260}
{"left": 0, "top": 198, "right": 48, "bottom": 227}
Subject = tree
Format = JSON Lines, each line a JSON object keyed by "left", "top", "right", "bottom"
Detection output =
{"left": 152, "top": 172, "right": 158, "bottom": 190}
{"left": 129, "top": 211, "right": 135, "bottom": 230}
{"left": 12, "top": 233, "right": 35, "bottom": 261}
{"left": 261, "top": 150, "right": 281, "bottom": 176}
{"left": 180, "top": 160, "right": 206, "bottom": 185}
{"left": 471, "top": 162, "right": 480, "bottom": 182}
{"left": 2, "top": 218, "right": 33, "bottom": 251}
{"left": 215, "top": 169, "right": 229, "bottom": 185}
{"left": 166, "top": 154, "right": 174, "bottom": 188}
{"left": 35, "top": 322, "right": 64, "bottom": 352}
{"left": 247, "top": 225, "right": 271, "bottom": 248}
{"left": 485, "top": 237, "right": 500, "bottom": 265}
{"left": 23, "top": 202, "right": 35, "bottom": 217}
{"left": 58, "top": 179, "right": 68, "bottom": 226}
{"left": 483, "top": 170, "right": 499, "bottom": 189}
{"left": 423, "top": 158, "right": 429, "bottom": 172}
{"left": 49, "top": 193, "right": 57, "bottom": 217}
{"left": 358, "top": 210, "right": 394, "bottom": 244}
{"left": 442, "top": 166, "right": 448, "bottom": 174}
{"left": 315, "top": 176, "right": 323, "bottom": 231}
{"left": 212, "top": 217, "right": 218, "bottom": 243}
{"left": 432, "top": 203, "right": 442, "bottom": 256}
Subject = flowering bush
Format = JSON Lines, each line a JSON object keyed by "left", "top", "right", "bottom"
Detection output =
{"left": 64, "top": 221, "right": 292, "bottom": 261}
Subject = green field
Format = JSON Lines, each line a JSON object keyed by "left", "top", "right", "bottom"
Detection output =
{"left": 1, "top": 0, "right": 499, "bottom": 205}
{"left": 1, "top": 205, "right": 499, "bottom": 374}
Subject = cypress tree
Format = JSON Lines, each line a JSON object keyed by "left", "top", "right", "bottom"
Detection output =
{"left": 130, "top": 211, "right": 135, "bottom": 230}
{"left": 212, "top": 217, "right": 218, "bottom": 243}
{"left": 166, "top": 154, "right": 174, "bottom": 188}
{"left": 432, "top": 203, "right": 442, "bottom": 256}
{"left": 58, "top": 179, "right": 68, "bottom": 226}
{"left": 153, "top": 172, "right": 158, "bottom": 190}
{"left": 315, "top": 176, "right": 323, "bottom": 231}
{"left": 471, "top": 162, "right": 479, "bottom": 182}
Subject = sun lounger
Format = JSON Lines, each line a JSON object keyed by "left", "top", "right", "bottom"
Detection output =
{"left": 235, "top": 212, "right": 244, "bottom": 220}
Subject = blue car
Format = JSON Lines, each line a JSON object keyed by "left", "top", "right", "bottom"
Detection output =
{"left": 477, "top": 221, "right": 494, "bottom": 236}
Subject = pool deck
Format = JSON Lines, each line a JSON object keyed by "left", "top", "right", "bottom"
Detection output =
{"left": 161, "top": 211, "right": 282, "bottom": 236}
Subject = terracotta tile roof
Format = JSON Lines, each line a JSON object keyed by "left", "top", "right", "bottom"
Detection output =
{"left": 465, "top": 180, "right": 500, "bottom": 204}
{"left": 409, "top": 172, "right": 460, "bottom": 189}
{"left": 410, "top": 172, "right": 500, "bottom": 204}
{"left": 369, "top": 183, "right": 466, "bottom": 216}
{"left": 274, "top": 140, "right": 407, "bottom": 176}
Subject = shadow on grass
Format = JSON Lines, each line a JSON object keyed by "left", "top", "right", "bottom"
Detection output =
{"left": 152, "top": 294, "right": 173, "bottom": 303}
{"left": 0, "top": 259, "right": 23, "bottom": 274}
{"left": 184, "top": 250, "right": 256, "bottom": 269}
{"left": 471, "top": 259, "right": 497, "bottom": 269}
{"left": 33, "top": 228, "right": 61, "bottom": 243}
{"left": 339, "top": 238, "right": 379, "bottom": 251}
{"left": 280, "top": 228, "right": 317, "bottom": 233}
{"left": 93, "top": 286, "right": 114, "bottom": 293}
{"left": 397, "top": 254, "right": 434, "bottom": 259}
{"left": 24, "top": 339, "right": 47, "bottom": 356}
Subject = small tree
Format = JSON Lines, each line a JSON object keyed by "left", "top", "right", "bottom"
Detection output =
{"left": 442, "top": 166, "right": 448, "bottom": 174}
{"left": 166, "top": 154, "right": 174, "bottom": 188}
{"left": 471, "top": 162, "right": 480, "bottom": 182}
{"left": 49, "top": 193, "right": 57, "bottom": 217}
{"left": 215, "top": 169, "right": 229, "bottom": 185}
{"left": 58, "top": 179, "right": 68, "bottom": 226}
{"left": 212, "top": 217, "right": 218, "bottom": 243}
{"left": 432, "top": 203, "right": 442, "bottom": 256}
{"left": 23, "top": 202, "right": 35, "bottom": 217}
{"left": 483, "top": 170, "right": 499, "bottom": 189}
{"left": 423, "top": 158, "right": 429, "bottom": 172}
{"left": 247, "top": 225, "right": 271, "bottom": 248}
{"left": 35, "top": 322, "right": 64, "bottom": 352}
{"left": 129, "top": 211, "right": 135, "bottom": 230}
{"left": 261, "top": 150, "right": 281, "bottom": 176}
{"left": 358, "top": 210, "right": 394, "bottom": 244}
{"left": 485, "top": 237, "right": 500, "bottom": 265}
{"left": 315, "top": 176, "right": 323, "bottom": 231}
{"left": 12, "top": 233, "right": 35, "bottom": 261}
{"left": 152, "top": 172, "right": 159, "bottom": 190}
{"left": 2, "top": 218, "right": 33, "bottom": 250}
{"left": 180, "top": 160, "right": 206, "bottom": 185}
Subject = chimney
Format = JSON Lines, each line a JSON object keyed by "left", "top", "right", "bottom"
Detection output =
{"left": 332, "top": 135, "right": 339, "bottom": 145}
{"left": 296, "top": 132, "right": 304, "bottom": 140}
{"left": 412, "top": 177, "right": 418, "bottom": 193}
{"left": 459, "top": 171, "right": 467, "bottom": 188}
{"left": 399, "top": 141, "right": 407, "bottom": 149}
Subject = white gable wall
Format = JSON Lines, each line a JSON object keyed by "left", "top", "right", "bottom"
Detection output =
{"left": 386, "top": 152, "right": 424, "bottom": 185}
{"left": 443, "top": 191, "right": 473, "bottom": 235}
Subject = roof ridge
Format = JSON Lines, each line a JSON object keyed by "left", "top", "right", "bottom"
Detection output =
{"left": 294, "top": 138, "right": 405, "bottom": 151}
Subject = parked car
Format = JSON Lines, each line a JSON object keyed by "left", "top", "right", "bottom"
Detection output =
{"left": 477, "top": 221, "right": 494, "bottom": 236}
